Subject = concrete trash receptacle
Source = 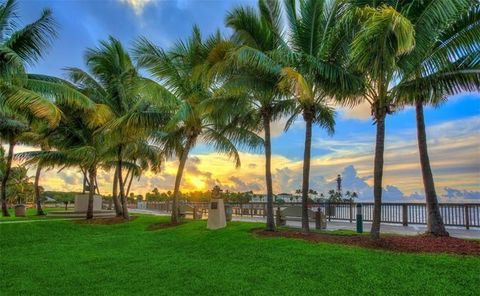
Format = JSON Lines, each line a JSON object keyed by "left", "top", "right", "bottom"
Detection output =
{"left": 14, "top": 204, "right": 26, "bottom": 217}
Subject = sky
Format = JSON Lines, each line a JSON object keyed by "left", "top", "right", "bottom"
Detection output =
{"left": 14, "top": 0, "right": 480, "bottom": 202}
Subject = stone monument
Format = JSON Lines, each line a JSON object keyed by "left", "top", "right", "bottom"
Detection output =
{"left": 207, "top": 185, "right": 226, "bottom": 230}
{"left": 74, "top": 194, "right": 102, "bottom": 212}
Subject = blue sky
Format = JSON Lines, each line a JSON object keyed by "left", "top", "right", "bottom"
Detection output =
{"left": 18, "top": 0, "right": 480, "bottom": 201}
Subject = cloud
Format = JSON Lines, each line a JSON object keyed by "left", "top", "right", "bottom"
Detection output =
{"left": 442, "top": 188, "right": 480, "bottom": 201}
{"left": 339, "top": 101, "right": 371, "bottom": 121}
{"left": 117, "top": 0, "right": 157, "bottom": 15}
{"left": 10, "top": 113, "right": 479, "bottom": 202}
{"left": 226, "top": 176, "right": 262, "bottom": 192}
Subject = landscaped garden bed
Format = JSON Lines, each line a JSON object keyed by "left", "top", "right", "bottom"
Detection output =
{"left": 253, "top": 229, "right": 480, "bottom": 256}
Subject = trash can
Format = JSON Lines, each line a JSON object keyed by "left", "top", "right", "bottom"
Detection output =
{"left": 14, "top": 204, "right": 26, "bottom": 217}
{"left": 224, "top": 204, "right": 232, "bottom": 222}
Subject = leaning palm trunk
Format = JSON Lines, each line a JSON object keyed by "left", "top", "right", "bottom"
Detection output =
{"left": 86, "top": 167, "right": 97, "bottom": 219}
{"left": 34, "top": 164, "right": 45, "bottom": 216}
{"left": 370, "top": 114, "right": 386, "bottom": 240}
{"left": 416, "top": 102, "right": 449, "bottom": 236}
{"left": 1, "top": 138, "right": 15, "bottom": 217}
{"left": 112, "top": 169, "right": 123, "bottom": 216}
{"left": 126, "top": 169, "right": 134, "bottom": 197}
{"left": 263, "top": 115, "right": 275, "bottom": 231}
{"left": 171, "top": 137, "right": 194, "bottom": 223}
{"left": 117, "top": 148, "right": 129, "bottom": 220}
{"left": 301, "top": 114, "right": 313, "bottom": 234}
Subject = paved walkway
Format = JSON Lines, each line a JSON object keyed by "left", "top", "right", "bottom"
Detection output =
{"left": 130, "top": 209, "right": 480, "bottom": 239}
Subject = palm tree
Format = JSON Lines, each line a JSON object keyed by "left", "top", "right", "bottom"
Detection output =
{"left": 64, "top": 37, "right": 165, "bottom": 219}
{"left": 0, "top": 111, "right": 28, "bottom": 216}
{"left": 221, "top": 0, "right": 290, "bottom": 231}
{"left": 0, "top": 0, "right": 92, "bottom": 216}
{"left": 134, "top": 27, "right": 263, "bottom": 223}
{"left": 346, "top": 3, "right": 415, "bottom": 240}
{"left": 16, "top": 122, "right": 54, "bottom": 215}
{"left": 347, "top": 0, "right": 476, "bottom": 239}
{"left": 277, "top": 0, "right": 363, "bottom": 234}
{"left": 17, "top": 103, "right": 112, "bottom": 219}
{"left": 392, "top": 3, "right": 480, "bottom": 236}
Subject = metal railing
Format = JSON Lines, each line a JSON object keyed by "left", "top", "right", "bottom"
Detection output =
{"left": 118, "top": 201, "right": 480, "bottom": 229}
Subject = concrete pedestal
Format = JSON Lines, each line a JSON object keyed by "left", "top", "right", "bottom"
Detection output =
{"left": 75, "top": 194, "right": 102, "bottom": 212}
{"left": 207, "top": 198, "right": 226, "bottom": 230}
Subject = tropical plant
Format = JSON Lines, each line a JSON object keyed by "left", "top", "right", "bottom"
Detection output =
{"left": 346, "top": 0, "right": 478, "bottom": 239}
{"left": 15, "top": 122, "right": 55, "bottom": 215}
{"left": 16, "top": 101, "right": 112, "bottom": 219}
{"left": 0, "top": 0, "right": 92, "bottom": 216}
{"left": 276, "top": 0, "right": 362, "bottom": 233}
{"left": 5, "top": 165, "right": 35, "bottom": 205}
{"left": 345, "top": 2, "right": 415, "bottom": 240}
{"left": 222, "top": 0, "right": 291, "bottom": 231}
{"left": 134, "top": 27, "right": 263, "bottom": 223}
{"left": 391, "top": 2, "right": 480, "bottom": 236}
{"left": 0, "top": 111, "right": 28, "bottom": 215}
{"left": 64, "top": 37, "right": 167, "bottom": 219}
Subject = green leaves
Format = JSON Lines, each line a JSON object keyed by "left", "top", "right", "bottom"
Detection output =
{"left": 351, "top": 5, "right": 415, "bottom": 78}
{"left": 393, "top": 1, "right": 480, "bottom": 106}
{"left": 3, "top": 6, "right": 57, "bottom": 66}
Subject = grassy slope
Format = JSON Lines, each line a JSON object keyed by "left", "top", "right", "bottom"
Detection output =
{"left": 0, "top": 215, "right": 478, "bottom": 296}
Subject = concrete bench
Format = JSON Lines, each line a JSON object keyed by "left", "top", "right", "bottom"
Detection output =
{"left": 276, "top": 206, "right": 326, "bottom": 229}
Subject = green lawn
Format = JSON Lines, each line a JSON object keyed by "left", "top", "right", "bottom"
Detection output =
{"left": 0, "top": 215, "right": 478, "bottom": 296}
{"left": 0, "top": 207, "right": 67, "bottom": 222}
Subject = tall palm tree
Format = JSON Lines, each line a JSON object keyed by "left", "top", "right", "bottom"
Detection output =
{"left": 347, "top": 0, "right": 476, "bottom": 239}
{"left": 0, "top": 110, "right": 28, "bottom": 216}
{"left": 392, "top": 3, "right": 480, "bottom": 236}
{"left": 347, "top": 3, "right": 415, "bottom": 240}
{"left": 222, "top": 0, "right": 290, "bottom": 231}
{"left": 15, "top": 122, "right": 55, "bottom": 215}
{"left": 0, "top": 0, "right": 92, "bottom": 216}
{"left": 64, "top": 37, "right": 164, "bottom": 219}
{"left": 17, "top": 103, "right": 112, "bottom": 219}
{"left": 134, "top": 27, "right": 263, "bottom": 223}
{"left": 278, "top": 0, "right": 362, "bottom": 233}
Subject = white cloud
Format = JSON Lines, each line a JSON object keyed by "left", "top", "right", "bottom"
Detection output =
{"left": 339, "top": 101, "right": 371, "bottom": 121}
{"left": 9, "top": 114, "right": 479, "bottom": 202}
{"left": 118, "top": 0, "right": 157, "bottom": 15}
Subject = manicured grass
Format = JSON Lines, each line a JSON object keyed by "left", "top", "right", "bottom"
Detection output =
{"left": 0, "top": 215, "right": 478, "bottom": 296}
{"left": 0, "top": 207, "right": 67, "bottom": 222}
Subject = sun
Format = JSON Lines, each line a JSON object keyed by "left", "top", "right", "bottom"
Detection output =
{"left": 188, "top": 176, "right": 206, "bottom": 191}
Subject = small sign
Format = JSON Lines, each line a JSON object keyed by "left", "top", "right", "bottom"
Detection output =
{"left": 211, "top": 202, "right": 218, "bottom": 209}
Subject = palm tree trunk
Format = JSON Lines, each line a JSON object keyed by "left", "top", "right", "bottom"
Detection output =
{"left": 171, "top": 137, "right": 194, "bottom": 223}
{"left": 86, "top": 166, "right": 96, "bottom": 220}
{"left": 263, "top": 115, "right": 275, "bottom": 231}
{"left": 82, "top": 168, "right": 87, "bottom": 194}
{"left": 370, "top": 114, "right": 386, "bottom": 240}
{"left": 94, "top": 176, "right": 100, "bottom": 194}
{"left": 416, "top": 102, "right": 449, "bottom": 236}
{"left": 112, "top": 169, "right": 122, "bottom": 216}
{"left": 301, "top": 116, "right": 313, "bottom": 234}
{"left": 34, "top": 164, "right": 45, "bottom": 216}
{"left": 117, "top": 147, "right": 129, "bottom": 220}
{"left": 1, "top": 137, "right": 15, "bottom": 217}
{"left": 126, "top": 172, "right": 134, "bottom": 197}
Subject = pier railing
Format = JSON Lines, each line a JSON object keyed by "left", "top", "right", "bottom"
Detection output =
{"left": 122, "top": 201, "right": 480, "bottom": 229}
